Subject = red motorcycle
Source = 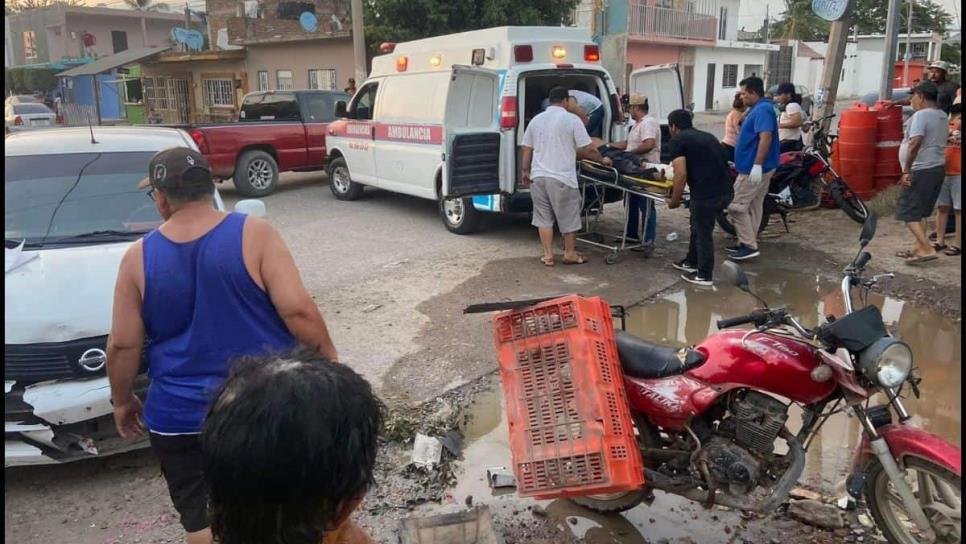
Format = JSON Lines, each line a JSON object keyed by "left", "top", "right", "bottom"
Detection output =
{"left": 474, "top": 216, "right": 960, "bottom": 543}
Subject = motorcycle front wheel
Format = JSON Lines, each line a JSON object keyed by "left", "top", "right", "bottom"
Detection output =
{"left": 864, "top": 456, "right": 962, "bottom": 544}
{"left": 828, "top": 178, "right": 870, "bottom": 224}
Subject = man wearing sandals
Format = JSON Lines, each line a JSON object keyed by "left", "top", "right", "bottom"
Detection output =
{"left": 522, "top": 86, "right": 611, "bottom": 266}
{"left": 896, "top": 81, "right": 949, "bottom": 265}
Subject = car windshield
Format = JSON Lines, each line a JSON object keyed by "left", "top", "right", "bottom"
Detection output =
{"left": 13, "top": 104, "right": 52, "bottom": 114}
{"left": 5, "top": 151, "right": 162, "bottom": 247}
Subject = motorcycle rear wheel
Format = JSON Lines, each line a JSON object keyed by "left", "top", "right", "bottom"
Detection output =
{"left": 864, "top": 457, "right": 962, "bottom": 544}
{"left": 570, "top": 415, "right": 659, "bottom": 514}
{"left": 828, "top": 178, "right": 870, "bottom": 224}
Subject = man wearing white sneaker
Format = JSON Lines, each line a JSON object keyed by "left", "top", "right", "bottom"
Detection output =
{"left": 728, "top": 76, "right": 779, "bottom": 261}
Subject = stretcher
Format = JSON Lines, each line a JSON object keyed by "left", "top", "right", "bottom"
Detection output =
{"left": 577, "top": 160, "right": 687, "bottom": 265}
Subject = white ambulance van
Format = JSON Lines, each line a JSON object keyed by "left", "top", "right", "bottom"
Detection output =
{"left": 325, "top": 26, "right": 682, "bottom": 234}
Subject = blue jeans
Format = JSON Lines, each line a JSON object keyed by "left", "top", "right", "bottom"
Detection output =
{"left": 625, "top": 194, "right": 657, "bottom": 242}
{"left": 586, "top": 107, "right": 605, "bottom": 138}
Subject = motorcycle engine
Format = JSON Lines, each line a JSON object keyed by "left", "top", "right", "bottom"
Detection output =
{"left": 697, "top": 391, "right": 791, "bottom": 494}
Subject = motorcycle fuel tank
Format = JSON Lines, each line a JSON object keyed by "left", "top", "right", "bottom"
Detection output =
{"left": 689, "top": 329, "right": 837, "bottom": 405}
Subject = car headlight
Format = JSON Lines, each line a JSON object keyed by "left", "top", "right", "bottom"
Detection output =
{"left": 859, "top": 338, "right": 913, "bottom": 388}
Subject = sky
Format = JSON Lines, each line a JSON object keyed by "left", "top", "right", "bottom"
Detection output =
{"left": 738, "top": 0, "right": 962, "bottom": 32}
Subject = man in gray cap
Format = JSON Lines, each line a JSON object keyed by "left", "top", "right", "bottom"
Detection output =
{"left": 107, "top": 147, "right": 338, "bottom": 544}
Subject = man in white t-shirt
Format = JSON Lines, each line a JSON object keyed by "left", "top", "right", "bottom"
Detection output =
{"left": 522, "top": 86, "right": 611, "bottom": 266}
{"left": 610, "top": 94, "right": 661, "bottom": 246}
{"left": 776, "top": 83, "right": 804, "bottom": 153}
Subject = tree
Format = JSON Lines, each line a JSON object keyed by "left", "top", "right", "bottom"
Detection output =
{"left": 5, "top": 0, "right": 84, "bottom": 13}
{"left": 364, "top": 0, "right": 580, "bottom": 53}
{"left": 122, "top": 0, "right": 170, "bottom": 12}
{"left": 770, "top": 0, "right": 952, "bottom": 41}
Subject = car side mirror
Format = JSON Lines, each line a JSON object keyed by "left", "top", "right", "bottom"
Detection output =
{"left": 722, "top": 261, "right": 750, "bottom": 292}
{"left": 335, "top": 101, "right": 347, "bottom": 118}
{"left": 234, "top": 199, "right": 266, "bottom": 217}
{"left": 859, "top": 214, "right": 878, "bottom": 247}
{"left": 686, "top": 102, "right": 695, "bottom": 113}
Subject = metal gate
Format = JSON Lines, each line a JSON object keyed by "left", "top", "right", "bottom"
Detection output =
{"left": 167, "top": 78, "right": 190, "bottom": 124}
{"left": 766, "top": 45, "right": 793, "bottom": 87}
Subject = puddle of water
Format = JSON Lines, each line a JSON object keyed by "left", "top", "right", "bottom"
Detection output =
{"left": 623, "top": 268, "right": 961, "bottom": 488}
{"left": 442, "top": 268, "right": 959, "bottom": 543}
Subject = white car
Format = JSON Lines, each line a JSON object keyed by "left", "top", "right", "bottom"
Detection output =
{"left": 5, "top": 102, "right": 57, "bottom": 133}
{"left": 5, "top": 94, "right": 43, "bottom": 106}
{"left": 4, "top": 126, "right": 264, "bottom": 467}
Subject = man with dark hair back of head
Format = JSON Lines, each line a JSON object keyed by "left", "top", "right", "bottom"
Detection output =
{"left": 202, "top": 349, "right": 381, "bottom": 544}
{"left": 666, "top": 109, "right": 730, "bottom": 286}
{"left": 522, "top": 86, "right": 611, "bottom": 266}
{"left": 108, "top": 147, "right": 338, "bottom": 544}
{"left": 895, "top": 80, "right": 949, "bottom": 264}
{"left": 727, "top": 76, "right": 779, "bottom": 262}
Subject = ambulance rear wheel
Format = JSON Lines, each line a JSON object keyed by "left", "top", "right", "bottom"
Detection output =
{"left": 328, "top": 157, "right": 364, "bottom": 201}
{"left": 439, "top": 196, "right": 482, "bottom": 235}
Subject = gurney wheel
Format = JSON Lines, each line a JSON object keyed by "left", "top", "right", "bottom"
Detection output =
{"left": 605, "top": 252, "right": 620, "bottom": 265}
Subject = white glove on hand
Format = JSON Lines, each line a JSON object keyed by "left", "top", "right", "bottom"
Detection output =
{"left": 748, "top": 164, "right": 763, "bottom": 185}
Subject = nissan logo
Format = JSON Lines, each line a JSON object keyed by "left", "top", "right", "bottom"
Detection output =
{"left": 78, "top": 348, "right": 107, "bottom": 372}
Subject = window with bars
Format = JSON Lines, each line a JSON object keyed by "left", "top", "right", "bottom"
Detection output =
{"left": 722, "top": 64, "right": 738, "bottom": 88}
{"left": 308, "top": 69, "right": 336, "bottom": 90}
{"left": 23, "top": 31, "right": 37, "bottom": 60}
{"left": 257, "top": 70, "right": 269, "bottom": 91}
{"left": 277, "top": 70, "right": 294, "bottom": 90}
{"left": 143, "top": 77, "right": 170, "bottom": 110}
{"left": 203, "top": 79, "right": 235, "bottom": 107}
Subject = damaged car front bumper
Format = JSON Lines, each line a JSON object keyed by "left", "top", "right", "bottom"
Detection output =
{"left": 5, "top": 375, "right": 150, "bottom": 467}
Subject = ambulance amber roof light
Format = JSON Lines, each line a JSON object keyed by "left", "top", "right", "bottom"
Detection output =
{"left": 584, "top": 45, "right": 600, "bottom": 62}
{"left": 396, "top": 56, "right": 408, "bottom": 72}
{"left": 380, "top": 42, "right": 396, "bottom": 53}
{"left": 514, "top": 45, "right": 533, "bottom": 63}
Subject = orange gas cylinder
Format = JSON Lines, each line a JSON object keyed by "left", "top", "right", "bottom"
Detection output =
{"left": 872, "top": 101, "right": 903, "bottom": 190}
{"left": 836, "top": 103, "right": 878, "bottom": 201}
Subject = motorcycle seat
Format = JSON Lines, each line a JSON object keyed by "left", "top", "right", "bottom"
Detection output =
{"left": 615, "top": 330, "right": 707, "bottom": 379}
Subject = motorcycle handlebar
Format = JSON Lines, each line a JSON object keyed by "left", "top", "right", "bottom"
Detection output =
{"left": 854, "top": 251, "right": 872, "bottom": 269}
{"left": 717, "top": 310, "right": 767, "bottom": 330}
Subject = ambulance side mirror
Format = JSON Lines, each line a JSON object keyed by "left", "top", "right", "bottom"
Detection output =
{"left": 335, "top": 100, "right": 348, "bottom": 118}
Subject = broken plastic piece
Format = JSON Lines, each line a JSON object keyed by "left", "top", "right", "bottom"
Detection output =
{"left": 411, "top": 433, "right": 442, "bottom": 468}
{"left": 486, "top": 467, "right": 516, "bottom": 489}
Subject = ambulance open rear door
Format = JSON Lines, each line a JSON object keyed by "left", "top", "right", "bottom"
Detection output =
{"left": 442, "top": 65, "right": 505, "bottom": 199}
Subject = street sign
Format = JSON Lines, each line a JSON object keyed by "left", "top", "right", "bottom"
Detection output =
{"left": 812, "top": 0, "right": 850, "bottom": 21}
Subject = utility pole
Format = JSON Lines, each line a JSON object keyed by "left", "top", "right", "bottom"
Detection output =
{"left": 764, "top": 4, "right": 769, "bottom": 44}
{"left": 184, "top": 3, "right": 191, "bottom": 53}
{"left": 814, "top": 3, "right": 853, "bottom": 132}
{"left": 351, "top": 0, "right": 367, "bottom": 85}
{"left": 903, "top": 0, "right": 912, "bottom": 87}
{"left": 880, "top": 0, "right": 902, "bottom": 99}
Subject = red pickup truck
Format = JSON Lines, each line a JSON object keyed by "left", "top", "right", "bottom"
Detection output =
{"left": 186, "top": 89, "right": 350, "bottom": 196}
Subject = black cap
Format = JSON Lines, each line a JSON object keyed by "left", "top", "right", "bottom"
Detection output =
{"left": 912, "top": 80, "right": 939, "bottom": 101}
{"left": 138, "top": 147, "right": 212, "bottom": 190}
{"left": 776, "top": 82, "right": 796, "bottom": 96}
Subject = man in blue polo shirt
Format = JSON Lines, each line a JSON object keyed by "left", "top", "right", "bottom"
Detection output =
{"left": 728, "top": 76, "right": 780, "bottom": 261}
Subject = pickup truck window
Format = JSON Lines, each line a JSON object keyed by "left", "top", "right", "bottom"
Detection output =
{"left": 351, "top": 83, "right": 378, "bottom": 121}
{"left": 300, "top": 92, "right": 349, "bottom": 123}
{"left": 240, "top": 92, "right": 299, "bottom": 121}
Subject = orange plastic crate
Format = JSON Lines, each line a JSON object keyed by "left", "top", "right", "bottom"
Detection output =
{"left": 492, "top": 295, "right": 644, "bottom": 499}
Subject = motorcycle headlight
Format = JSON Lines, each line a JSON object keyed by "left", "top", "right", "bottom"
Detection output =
{"left": 859, "top": 338, "right": 913, "bottom": 388}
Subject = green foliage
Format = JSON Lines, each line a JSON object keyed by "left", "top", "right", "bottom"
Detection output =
{"left": 770, "top": 0, "right": 953, "bottom": 41}
{"left": 364, "top": 0, "right": 581, "bottom": 53}
{"left": 6, "top": 67, "right": 58, "bottom": 93}
{"left": 9, "top": 68, "right": 28, "bottom": 93}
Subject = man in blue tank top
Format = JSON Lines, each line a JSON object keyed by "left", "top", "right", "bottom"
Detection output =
{"left": 106, "top": 147, "right": 338, "bottom": 544}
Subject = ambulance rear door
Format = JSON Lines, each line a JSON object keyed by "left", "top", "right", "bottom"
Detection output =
{"left": 629, "top": 63, "right": 684, "bottom": 126}
{"left": 442, "top": 65, "right": 504, "bottom": 199}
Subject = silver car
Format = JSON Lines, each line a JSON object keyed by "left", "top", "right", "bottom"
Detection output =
{"left": 5, "top": 102, "right": 57, "bottom": 133}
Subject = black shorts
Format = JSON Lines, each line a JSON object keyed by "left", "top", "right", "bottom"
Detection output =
{"left": 895, "top": 165, "right": 946, "bottom": 222}
{"left": 149, "top": 432, "right": 210, "bottom": 533}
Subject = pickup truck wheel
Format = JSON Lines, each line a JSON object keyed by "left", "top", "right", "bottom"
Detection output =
{"left": 439, "top": 196, "right": 482, "bottom": 234}
{"left": 233, "top": 150, "right": 279, "bottom": 197}
{"left": 328, "top": 158, "right": 364, "bottom": 201}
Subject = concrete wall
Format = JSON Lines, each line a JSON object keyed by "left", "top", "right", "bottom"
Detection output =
{"left": 692, "top": 46, "right": 771, "bottom": 112}
{"left": 6, "top": 9, "right": 59, "bottom": 65}
{"left": 626, "top": 42, "right": 681, "bottom": 67}
{"left": 46, "top": 13, "right": 179, "bottom": 61}
{"left": 718, "top": 0, "right": 740, "bottom": 42}
{"left": 244, "top": 38, "right": 354, "bottom": 91}
{"left": 141, "top": 57, "right": 248, "bottom": 123}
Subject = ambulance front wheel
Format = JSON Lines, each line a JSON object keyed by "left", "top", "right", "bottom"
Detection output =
{"left": 439, "top": 196, "right": 482, "bottom": 235}
{"left": 327, "top": 157, "right": 364, "bottom": 201}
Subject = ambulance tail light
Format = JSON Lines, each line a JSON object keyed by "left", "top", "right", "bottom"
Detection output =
{"left": 514, "top": 45, "right": 533, "bottom": 63}
{"left": 584, "top": 45, "right": 600, "bottom": 62}
{"left": 500, "top": 96, "right": 518, "bottom": 129}
{"left": 190, "top": 129, "right": 210, "bottom": 154}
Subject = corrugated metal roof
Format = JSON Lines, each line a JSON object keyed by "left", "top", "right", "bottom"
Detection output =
{"left": 57, "top": 46, "right": 172, "bottom": 77}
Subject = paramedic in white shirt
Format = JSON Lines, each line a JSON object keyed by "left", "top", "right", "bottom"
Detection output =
{"left": 776, "top": 82, "right": 804, "bottom": 153}
{"left": 523, "top": 86, "right": 611, "bottom": 266}
{"left": 610, "top": 94, "right": 661, "bottom": 248}
{"left": 541, "top": 86, "right": 605, "bottom": 138}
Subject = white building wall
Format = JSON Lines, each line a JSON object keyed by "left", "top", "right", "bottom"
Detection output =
{"left": 719, "top": 0, "right": 740, "bottom": 41}
{"left": 693, "top": 43, "right": 774, "bottom": 112}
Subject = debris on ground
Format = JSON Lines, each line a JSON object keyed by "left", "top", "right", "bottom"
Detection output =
{"left": 412, "top": 433, "right": 443, "bottom": 468}
{"left": 486, "top": 467, "right": 516, "bottom": 489}
{"left": 787, "top": 499, "right": 846, "bottom": 530}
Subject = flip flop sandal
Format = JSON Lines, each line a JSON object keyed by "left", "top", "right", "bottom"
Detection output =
{"left": 932, "top": 243, "right": 948, "bottom": 251}
{"left": 895, "top": 250, "right": 915, "bottom": 258}
{"left": 540, "top": 256, "right": 555, "bottom": 267}
{"left": 904, "top": 254, "right": 939, "bottom": 265}
{"left": 927, "top": 232, "right": 939, "bottom": 242}
{"left": 943, "top": 246, "right": 962, "bottom": 256}
{"left": 562, "top": 255, "right": 589, "bottom": 265}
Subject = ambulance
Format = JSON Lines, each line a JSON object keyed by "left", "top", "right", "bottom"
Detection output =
{"left": 325, "top": 26, "right": 683, "bottom": 234}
